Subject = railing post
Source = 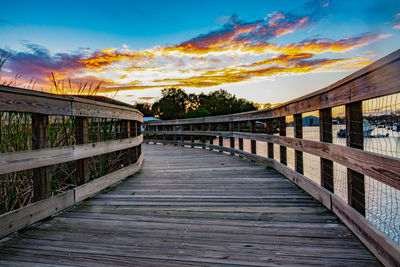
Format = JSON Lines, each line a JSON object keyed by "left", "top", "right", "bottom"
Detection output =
{"left": 346, "top": 101, "right": 365, "bottom": 216}
{"left": 238, "top": 121, "right": 243, "bottom": 151}
{"left": 266, "top": 119, "right": 274, "bottom": 159}
{"left": 190, "top": 124, "right": 194, "bottom": 148}
{"left": 162, "top": 125, "right": 166, "bottom": 145}
{"left": 250, "top": 120, "right": 256, "bottom": 154}
{"left": 209, "top": 123, "right": 214, "bottom": 150}
{"left": 32, "top": 114, "right": 51, "bottom": 201}
{"left": 320, "top": 108, "right": 334, "bottom": 192}
{"left": 180, "top": 124, "right": 184, "bottom": 147}
{"left": 121, "top": 120, "right": 131, "bottom": 167}
{"left": 75, "top": 117, "right": 90, "bottom": 185}
{"left": 201, "top": 124, "right": 206, "bottom": 149}
{"left": 229, "top": 122, "right": 235, "bottom": 155}
{"left": 279, "top": 117, "right": 287, "bottom": 165}
{"left": 218, "top": 123, "right": 223, "bottom": 152}
{"left": 173, "top": 125, "right": 177, "bottom": 146}
{"left": 130, "top": 121, "right": 138, "bottom": 163}
{"left": 294, "top": 114, "right": 303, "bottom": 174}
{"left": 137, "top": 121, "right": 142, "bottom": 158}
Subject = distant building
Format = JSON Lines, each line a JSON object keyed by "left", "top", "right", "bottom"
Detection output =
{"left": 143, "top": 117, "right": 160, "bottom": 123}
{"left": 302, "top": 116, "right": 319, "bottom": 126}
{"left": 142, "top": 117, "right": 160, "bottom": 131}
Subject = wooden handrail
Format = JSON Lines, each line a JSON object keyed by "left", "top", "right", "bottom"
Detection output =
{"left": 0, "top": 85, "right": 143, "bottom": 121}
{"left": 0, "top": 135, "right": 143, "bottom": 175}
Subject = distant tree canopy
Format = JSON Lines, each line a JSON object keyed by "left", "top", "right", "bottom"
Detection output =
{"left": 134, "top": 102, "right": 154, "bottom": 117}
{"left": 150, "top": 88, "right": 258, "bottom": 120}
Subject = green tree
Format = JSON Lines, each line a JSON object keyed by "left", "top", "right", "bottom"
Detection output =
{"left": 152, "top": 88, "right": 188, "bottom": 119}
{"left": 134, "top": 102, "right": 154, "bottom": 117}
{"left": 200, "top": 89, "right": 257, "bottom": 115}
{"left": 150, "top": 88, "right": 258, "bottom": 120}
{"left": 184, "top": 107, "right": 212, "bottom": 118}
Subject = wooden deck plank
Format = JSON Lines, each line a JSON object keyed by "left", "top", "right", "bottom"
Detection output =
{"left": 0, "top": 144, "right": 380, "bottom": 266}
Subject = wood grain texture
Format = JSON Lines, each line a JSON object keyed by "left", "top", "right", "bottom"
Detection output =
{"left": 75, "top": 153, "right": 144, "bottom": 202}
{"left": 0, "top": 144, "right": 379, "bottom": 266}
{"left": 0, "top": 135, "right": 143, "bottom": 174}
{"left": 0, "top": 86, "right": 142, "bottom": 120}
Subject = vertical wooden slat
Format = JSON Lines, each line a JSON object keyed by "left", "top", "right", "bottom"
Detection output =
{"left": 120, "top": 120, "right": 131, "bottom": 167}
{"left": 229, "top": 122, "right": 235, "bottom": 155}
{"left": 218, "top": 123, "right": 223, "bottom": 152}
{"left": 209, "top": 123, "right": 213, "bottom": 150}
{"left": 75, "top": 117, "right": 90, "bottom": 185}
{"left": 266, "top": 119, "right": 274, "bottom": 159}
{"left": 137, "top": 122, "right": 141, "bottom": 137}
{"left": 190, "top": 124, "right": 194, "bottom": 148}
{"left": 294, "top": 114, "right": 303, "bottom": 174}
{"left": 137, "top": 121, "right": 141, "bottom": 160}
{"left": 131, "top": 121, "right": 138, "bottom": 162}
{"left": 238, "top": 122, "right": 244, "bottom": 151}
{"left": 201, "top": 124, "right": 206, "bottom": 149}
{"left": 180, "top": 124, "right": 184, "bottom": 147}
{"left": 173, "top": 125, "right": 177, "bottom": 146}
{"left": 250, "top": 121, "right": 256, "bottom": 154}
{"left": 32, "top": 113, "right": 51, "bottom": 202}
{"left": 346, "top": 101, "right": 365, "bottom": 216}
{"left": 279, "top": 117, "right": 287, "bottom": 165}
{"left": 320, "top": 108, "right": 334, "bottom": 192}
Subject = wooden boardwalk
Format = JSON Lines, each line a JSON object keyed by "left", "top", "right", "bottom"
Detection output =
{"left": 0, "top": 144, "right": 379, "bottom": 266}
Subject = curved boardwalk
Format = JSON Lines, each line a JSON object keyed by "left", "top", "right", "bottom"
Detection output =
{"left": 0, "top": 144, "right": 379, "bottom": 266}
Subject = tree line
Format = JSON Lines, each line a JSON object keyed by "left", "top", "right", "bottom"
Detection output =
{"left": 135, "top": 88, "right": 258, "bottom": 120}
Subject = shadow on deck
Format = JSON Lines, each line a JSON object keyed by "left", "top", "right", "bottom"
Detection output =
{"left": 0, "top": 144, "right": 379, "bottom": 266}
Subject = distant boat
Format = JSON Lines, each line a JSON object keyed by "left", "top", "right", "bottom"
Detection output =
{"left": 363, "top": 120, "right": 375, "bottom": 137}
{"left": 337, "top": 120, "right": 375, "bottom": 138}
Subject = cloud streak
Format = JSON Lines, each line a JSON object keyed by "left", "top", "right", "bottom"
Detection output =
{"left": 0, "top": 1, "right": 390, "bottom": 94}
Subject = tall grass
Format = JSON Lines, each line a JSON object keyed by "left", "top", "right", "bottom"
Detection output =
{"left": 0, "top": 69, "right": 129, "bottom": 214}
{"left": 0, "top": 114, "right": 127, "bottom": 214}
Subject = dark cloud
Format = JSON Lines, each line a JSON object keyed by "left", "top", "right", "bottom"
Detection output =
{"left": 0, "top": 43, "right": 86, "bottom": 83}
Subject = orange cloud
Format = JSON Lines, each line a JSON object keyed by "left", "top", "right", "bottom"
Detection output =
{"left": 0, "top": 3, "right": 392, "bottom": 95}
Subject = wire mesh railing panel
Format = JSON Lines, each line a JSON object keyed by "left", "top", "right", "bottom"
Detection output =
{"left": 0, "top": 169, "right": 33, "bottom": 214}
{"left": 365, "top": 176, "right": 400, "bottom": 245}
{"left": 286, "top": 115, "right": 294, "bottom": 138}
{"left": 363, "top": 93, "right": 400, "bottom": 158}
{"left": 0, "top": 112, "right": 32, "bottom": 152}
{"left": 287, "top": 147, "right": 295, "bottom": 170}
{"left": 302, "top": 111, "right": 320, "bottom": 141}
{"left": 332, "top": 105, "right": 346, "bottom": 146}
{"left": 88, "top": 118, "right": 123, "bottom": 143}
{"left": 303, "top": 152, "right": 321, "bottom": 185}
{"left": 243, "top": 139, "right": 251, "bottom": 153}
{"left": 333, "top": 162, "right": 348, "bottom": 203}
{"left": 50, "top": 161, "right": 78, "bottom": 194}
{"left": 274, "top": 143, "right": 280, "bottom": 162}
{"left": 49, "top": 116, "right": 76, "bottom": 147}
{"left": 88, "top": 148, "right": 130, "bottom": 180}
{"left": 256, "top": 141, "right": 267, "bottom": 157}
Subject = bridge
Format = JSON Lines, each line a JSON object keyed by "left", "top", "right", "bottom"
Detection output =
{"left": 0, "top": 50, "right": 399, "bottom": 266}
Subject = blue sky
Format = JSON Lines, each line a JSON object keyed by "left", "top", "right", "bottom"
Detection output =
{"left": 0, "top": 0, "right": 399, "bottom": 104}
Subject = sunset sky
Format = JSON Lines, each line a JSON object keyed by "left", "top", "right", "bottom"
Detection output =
{"left": 0, "top": 0, "right": 399, "bottom": 105}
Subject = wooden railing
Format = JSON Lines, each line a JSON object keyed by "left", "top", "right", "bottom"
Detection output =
{"left": 144, "top": 49, "right": 400, "bottom": 266}
{"left": 0, "top": 86, "right": 143, "bottom": 238}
